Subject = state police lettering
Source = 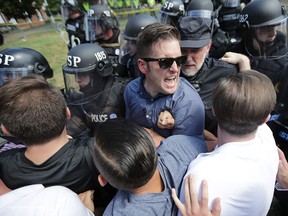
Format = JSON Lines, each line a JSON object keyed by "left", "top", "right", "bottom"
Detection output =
{"left": 67, "top": 55, "right": 81, "bottom": 67}
{"left": 67, "top": 51, "right": 107, "bottom": 68}
{"left": 163, "top": 2, "right": 184, "bottom": 11}
{"left": 163, "top": 2, "right": 174, "bottom": 10}
{"left": 0, "top": 54, "right": 15, "bottom": 66}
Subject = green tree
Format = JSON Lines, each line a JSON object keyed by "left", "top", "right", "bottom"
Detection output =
{"left": 45, "top": 0, "right": 62, "bottom": 15}
{"left": 0, "top": 0, "right": 43, "bottom": 20}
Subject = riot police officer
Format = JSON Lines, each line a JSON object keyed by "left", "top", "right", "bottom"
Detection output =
{"left": 61, "top": 0, "right": 87, "bottom": 50}
{"left": 230, "top": 0, "right": 288, "bottom": 177}
{"left": 62, "top": 43, "right": 128, "bottom": 137}
{"left": 84, "top": 4, "right": 120, "bottom": 69}
{"left": 159, "top": 0, "right": 185, "bottom": 28}
{"left": 118, "top": 13, "right": 158, "bottom": 79}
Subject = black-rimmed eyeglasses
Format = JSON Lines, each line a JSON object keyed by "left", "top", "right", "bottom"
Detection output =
{"left": 142, "top": 55, "right": 187, "bottom": 69}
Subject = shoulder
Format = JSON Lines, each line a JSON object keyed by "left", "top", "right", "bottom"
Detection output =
{"left": 209, "top": 58, "right": 238, "bottom": 70}
{"left": 159, "top": 135, "right": 206, "bottom": 156}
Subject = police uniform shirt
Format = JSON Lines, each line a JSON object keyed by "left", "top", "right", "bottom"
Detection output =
{"left": 181, "top": 57, "right": 238, "bottom": 135}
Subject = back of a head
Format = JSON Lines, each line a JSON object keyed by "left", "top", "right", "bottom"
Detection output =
{"left": 0, "top": 47, "right": 53, "bottom": 86}
{"left": 0, "top": 75, "right": 67, "bottom": 145}
{"left": 212, "top": 70, "right": 276, "bottom": 135}
{"left": 136, "top": 23, "right": 180, "bottom": 58}
{"left": 93, "top": 118, "right": 158, "bottom": 190}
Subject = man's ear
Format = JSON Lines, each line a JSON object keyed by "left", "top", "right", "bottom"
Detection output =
{"left": 137, "top": 59, "right": 147, "bottom": 76}
{"left": 98, "top": 175, "right": 108, "bottom": 187}
{"left": 66, "top": 107, "right": 71, "bottom": 120}
{"left": 262, "top": 114, "right": 271, "bottom": 125}
{"left": 206, "top": 41, "right": 212, "bottom": 54}
{"left": 1, "top": 125, "right": 12, "bottom": 136}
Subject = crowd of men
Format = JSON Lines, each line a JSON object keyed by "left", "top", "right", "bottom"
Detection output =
{"left": 0, "top": 0, "right": 288, "bottom": 215}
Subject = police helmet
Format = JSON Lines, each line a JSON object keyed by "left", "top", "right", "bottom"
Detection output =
{"left": 240, "top": 0, "right": 286, "bottom": 29}
{"left": 61, "top": 0, "right": 82, "bottom": 22}
{"left": 62, "top": 43, "right": 113, "bottom": 77}
{"left": 84, "top": 4, "right": 119, "bottom": 41}
{"left": 0, "top": 47, "right": 53, "bottom": 86}
{"left": 119, "top": 14, "right": 158, "bottom": 62}
{"left": 186, "top": 0, "right": 214, "bottom": 19}
{"left": 62, "top": 43, "right": 113, "bottom": 104}
{"left": 62, "top": 0, "right": 81, "bottom": 11}
{"left": 122, "top": 14, "right": 158, "bottom": 41}
{"left": 218, "top": 0, "right": 241, "bottom": 32}
{"left": 239, "top": 0, "right": 288, "bottom": 59}
{"left": 159, "top": 0, "right": 185, "bottom": 26}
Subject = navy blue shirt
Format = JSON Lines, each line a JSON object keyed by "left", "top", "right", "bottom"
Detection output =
{"left": 124, "top": 77, "right": 205, "bottom": 138}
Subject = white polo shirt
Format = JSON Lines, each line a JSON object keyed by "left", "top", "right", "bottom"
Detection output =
{"left": 180, "top": 124, "right": 279, "bottom": 216}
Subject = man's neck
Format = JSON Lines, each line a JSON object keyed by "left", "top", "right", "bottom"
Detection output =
{"left": 24, "top": 130, "right": 69, "bottom": 165}
{"left": 143, "top": 78, "right": 157, "bottom": 98}
{"left": 217, "top": 127, "right": 256, "bottom": 147}
{"left": 131, "top": 169, "right": 164, "bottom": 194}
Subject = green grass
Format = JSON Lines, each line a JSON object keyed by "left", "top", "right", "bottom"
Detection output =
{"left": 0, "top": 17, "right": 129, "bottom": 89}
{"left": 1, "top": 26, "right": 68, "bottom": 88}
{"left": 0, "top": 11, "right": 156, "bottom": 88}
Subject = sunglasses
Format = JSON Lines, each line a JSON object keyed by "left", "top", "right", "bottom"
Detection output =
{"left": 142, "top": 55, "right": 187, "bottom": 69}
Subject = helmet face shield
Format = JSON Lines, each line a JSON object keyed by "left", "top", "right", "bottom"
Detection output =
{"left": 246, "top": 17, "right": 288, "bottom": 60}
{"left": 186, "top": 10, "right": 213, "bottom": 19}
{"left": 0, "top": 68, "right": 29, "bottom": 86}
{"left": 119, "top": 33, "right": 137, "bottom": 64}
{"left": 63, "top": 71, "right": 86, "bottom": 100}
{"left": 159, "top": 12, "right": 177, "bottom": 26}
{"left": 63, "top": 69, "right": 119, "bottom": 123}
{"left": 61, "top": 5, "right": 70, "bottom": 22}
{"left": 84, "top": 15, "right": 104, "bottom": 42}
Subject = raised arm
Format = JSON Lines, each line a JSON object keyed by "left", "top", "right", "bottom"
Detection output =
{"left": 220, "top": 52, "right": 251, "bottom": 71}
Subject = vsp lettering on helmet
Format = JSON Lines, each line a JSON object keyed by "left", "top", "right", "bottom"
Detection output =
{"left": 0, "top": 47, "right": 53, "bottom": 86}
{"left": 67, "top": 55, "right": 81, "bottom": 67}
{"left": 0, "top": 54, "right": 14, "bottom": 66}
{"left": 66, "top": 50, "right": 107, "bottom": 68}
{"left": 163, "top": 2, "right": 176, "bottom": 10}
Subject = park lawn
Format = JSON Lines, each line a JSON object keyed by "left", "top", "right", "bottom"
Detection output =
{"left": 1, "top": 28, "right": 68, "bottom": 88}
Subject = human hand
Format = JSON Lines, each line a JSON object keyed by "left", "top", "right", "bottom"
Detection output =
{"left": 157, "top": 110, "right": 175, "bottom": 129}
{"left": 220, "top": 52, "right": 250, "bottom": 71}
{"left": 171, "top": 175, "right": 221, "bottom": 216}
{"left": 277, "top": 148, "right": 288, "bottom": 189}
{"left": 79, "top": 190, "right": 95, "bottom": 213}
{"left": 203, "top": 130, "right": 218, "bottom": 152}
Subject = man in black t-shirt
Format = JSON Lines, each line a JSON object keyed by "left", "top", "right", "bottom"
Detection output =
{"left": 0, "top": 75, "right": 116, "bottom": 212}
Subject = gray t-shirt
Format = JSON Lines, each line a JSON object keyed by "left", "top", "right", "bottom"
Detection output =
{"left": 103, "top": 134, "right": 207, "bottom": 216}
